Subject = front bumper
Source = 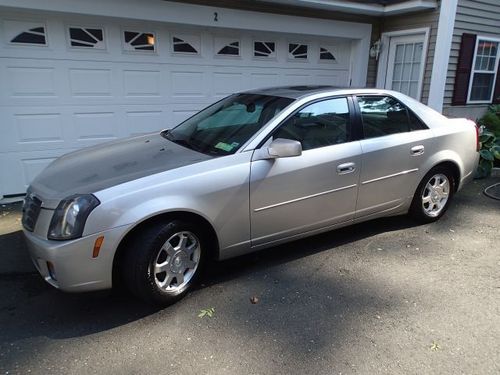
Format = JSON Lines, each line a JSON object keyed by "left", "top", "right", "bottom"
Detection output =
{"left": 23, "top": 225, "right": 129, "bottom": 292}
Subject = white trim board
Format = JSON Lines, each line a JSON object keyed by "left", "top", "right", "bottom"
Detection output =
{"left": 428, "top": 0, "right": 457, "bottom": 112}
{"left": 376, "top": 27, "right": 430, "bottom": 101}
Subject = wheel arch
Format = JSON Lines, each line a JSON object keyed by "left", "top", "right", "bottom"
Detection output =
{"left": 112, "top": 210, "right": 220, "bottom": 288}
{"left": 428, "top": 160, "right": 461, "bottom": 192}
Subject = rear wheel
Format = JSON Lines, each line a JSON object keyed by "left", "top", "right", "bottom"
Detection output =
{"left": 409, "top": 167, "right": 455, "bottom": 223}
{"left": 122, "top": 220, "right": 207, "bottom": 306}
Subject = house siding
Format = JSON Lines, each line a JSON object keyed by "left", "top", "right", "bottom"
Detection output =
{"left": 380, "top": 3, "right": 441, "bottom": 105}
{"left": 443, "top": 0, "right": 500, "bottom": 118}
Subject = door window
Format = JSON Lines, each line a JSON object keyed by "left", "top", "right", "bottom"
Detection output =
{"left": 390, "top": 42, "right": 423, "bottom": 98}
{"left": 273, "top": 97, "right": 350, "bottom": 150}
{"left": 357, "top": 96, "right": 426, "bottom": 139}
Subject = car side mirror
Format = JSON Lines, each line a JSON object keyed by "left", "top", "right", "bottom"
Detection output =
{"left": 267, "top": 138, "right": 302, "bottom": 158}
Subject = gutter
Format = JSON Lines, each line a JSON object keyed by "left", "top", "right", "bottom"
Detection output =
{"left": 262, "top": 0, "right": 438, "bottom": 16}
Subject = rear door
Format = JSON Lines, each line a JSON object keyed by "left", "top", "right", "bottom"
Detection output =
{"left": 354, "top": 95, "right": 434, "bottom": 219}
{"left": 249, "top": 96, "right": 361, "bottom": 246}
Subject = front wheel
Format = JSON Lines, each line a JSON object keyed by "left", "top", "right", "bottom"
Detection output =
{"left": 409, "top": 167, "right": 455, "bottom": 223}
{"left": 122, "top": 220, "right": 206, "bottom": 306}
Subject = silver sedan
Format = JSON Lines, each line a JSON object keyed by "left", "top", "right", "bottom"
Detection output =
{"left": 22, "top": 86, "right": 479, "bottom": 305}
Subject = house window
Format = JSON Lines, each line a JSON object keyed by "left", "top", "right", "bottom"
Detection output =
{"left": 288, "top": 43, "right": 308, "bottom": 60}
{"left": 123, "top": 31, "right": 155, "bottom": 52}
{"left": 469, "top": 38, "right": 500, "bottom": 103}
{"left": 6, "top": 20, "right": 47, "bottom": 45}
{"left": 69, "top": 27, "right": 105, "bottom": 49}
{"left": 172, "top": 35, "right": 200, "bottom": 54}
{"left": 254, "top": 41, "right": 275, "bottom": 58}
{"left": 320, "top": 47, "right": 336, "bottom": 61}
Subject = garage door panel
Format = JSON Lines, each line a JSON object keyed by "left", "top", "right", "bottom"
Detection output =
{"left": 73, "top": 111, "right": 117, "bottom": 143}
{"left": 212, "top": 72, "right": 245, "bottom": 98}
{"left": 7, "top": 66, "right": 57, "bottom": 97}
{"left": 123, "top": 69, "right": 162, "bottom": 97}
{"left": 171, "top": 70, "right": 207, "bottom": 98}
{"left": 69, "top": 68, "right": 113, "bottom": 97}
{"left": 1, "top": 150, "right": 78, "bottom": 193}
{"left": 250, "top": 73, "right": 280, "bottom": 89}
{"left": 125, "top": 109, "right": 167, "bottom": 136}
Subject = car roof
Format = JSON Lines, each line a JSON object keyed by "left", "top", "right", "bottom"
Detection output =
{"left": 242, "top": 85, "right": 399, "bottom": 99}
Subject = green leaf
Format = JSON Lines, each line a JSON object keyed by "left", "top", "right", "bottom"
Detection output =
{"left": 479, "top": 131, "right": 495, "bottom": 143}
{"left": 476, "top": 158, "right": 493, "bottom": 178}
{"left": 198, "top": 307, "right": 215, "bottom": 318}
{"left": 480, "top": 149, "right": 495, "bottom": 161}
{"left": 491, "top": 145, "right": 500, "bottom": 160}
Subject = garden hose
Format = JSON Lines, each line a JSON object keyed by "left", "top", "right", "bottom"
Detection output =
{"left": 483, "top": 182, "right": 500, "bottom": 201}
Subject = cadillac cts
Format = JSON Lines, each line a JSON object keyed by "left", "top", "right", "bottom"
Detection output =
{"left": 22, "top": 86, "right": 479, "bottom": 305}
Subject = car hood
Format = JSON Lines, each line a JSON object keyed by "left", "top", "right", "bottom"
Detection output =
{"left": 30, "top": 132, "right": 212, "bottom": 205}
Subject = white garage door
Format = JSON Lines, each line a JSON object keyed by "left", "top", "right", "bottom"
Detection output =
{"left": 0, "top": 12, "right": 353, "bottom": 196}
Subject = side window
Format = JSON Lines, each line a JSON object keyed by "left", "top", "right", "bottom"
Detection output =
{"left": 273, "top": 97, "right": 350, "bottom": 150}
{"left": 358, "top": 96, "right": 411, "bottom": 139}
{"left": 408, "top": 110, "right": 428, "bottom": 131}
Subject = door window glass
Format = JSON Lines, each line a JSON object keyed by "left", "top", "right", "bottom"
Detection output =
{"left": 273, "top": 97, "right": 350, "bottom": 150}
{"left": 358, "top": 96, "right": 414, "bottom": 138}
{"left": 391, "top": 42, "right": 423, "bottom": 98}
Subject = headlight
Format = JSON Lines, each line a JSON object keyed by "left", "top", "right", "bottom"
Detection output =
{"left": 48, "top": 194, "right": 100, "bottom": 240}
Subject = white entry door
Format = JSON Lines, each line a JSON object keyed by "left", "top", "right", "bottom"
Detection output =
{"left": 385, "top": 34, "right": 426, "bottom": 100}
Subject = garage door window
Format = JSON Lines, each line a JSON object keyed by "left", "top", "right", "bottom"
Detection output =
{"left": 273, "top": 97, "right": 350, "bottom": 150}
{"left": 172, "top": 34, "right": 200, "bottom": 54}
{"left": 123, "top": 31, "right": 155, "bottom": 52}
{"left": 320, "top": 47, "right": 336, "bottom": 61}
{"left": 254, "top": 41, "right": 276, "bottom": 58}
{"left": 6, "top": 20, "right": 47, "bottom": 45}
{"left": 69, "top": 27, "right": 105, "bottom": 49}
{"left": 216, "top": 38, "right": 240, "bottom": 56}
{"left": 288, "top": 43, "right": 308, "bottom": 60}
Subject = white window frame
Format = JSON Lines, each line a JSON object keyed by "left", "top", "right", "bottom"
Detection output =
{"left": 467, "top": 36, "right": 500, "bottom": 104}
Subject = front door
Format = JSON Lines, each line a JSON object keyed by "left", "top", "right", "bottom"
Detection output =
{"left": 249, "top": 97, "right": 361, "bottom": 246}
{"left": 385, "top": 34, "right": 426, "bottom": 100}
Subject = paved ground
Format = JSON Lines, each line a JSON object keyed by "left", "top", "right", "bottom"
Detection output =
{"left": 0, "top": 178, "right": 499, "bottom": 375}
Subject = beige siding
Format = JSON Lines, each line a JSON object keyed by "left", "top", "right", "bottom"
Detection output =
{"left": 380, "top": 4, "right": 440, "bottom": 105}
{"left": 443, "top": 0, "right": 500, "bottom": 117}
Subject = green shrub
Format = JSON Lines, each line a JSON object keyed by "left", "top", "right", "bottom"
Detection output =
{"left": 477, "top": 105, "right": 500, "bottom": 138}
{"left": 476, "top": 129, "right": 500, "bottom": 178}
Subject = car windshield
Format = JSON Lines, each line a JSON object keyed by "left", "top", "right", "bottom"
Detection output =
{"left": 163, "top": 94, "right": 294, "bottom": 156}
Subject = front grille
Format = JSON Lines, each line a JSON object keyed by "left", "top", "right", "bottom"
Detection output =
{"left": 22, "top": 194, "right": 42, "bottom": 232}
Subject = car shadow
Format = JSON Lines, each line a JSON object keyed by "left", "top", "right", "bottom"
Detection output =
{"left": 0, "top": 214, "right": 419, "bottom": 342}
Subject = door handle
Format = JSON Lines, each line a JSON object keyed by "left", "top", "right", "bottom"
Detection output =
{"left": 410, "top": 145, "right": 425, "bottom": 156}
{"left": 337, "top": 162, "right": 356, "bottom": 174}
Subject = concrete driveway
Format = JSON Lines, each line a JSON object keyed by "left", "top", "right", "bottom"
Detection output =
{"left": 0, "top": 178, "right": 499, "bottom": 375}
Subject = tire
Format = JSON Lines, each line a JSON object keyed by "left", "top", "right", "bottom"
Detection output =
{"left": 122, "top": 220, "right": 207, "bottom": 306}
{"left": 409, "top": 166, "right": 455, "bottom": 223}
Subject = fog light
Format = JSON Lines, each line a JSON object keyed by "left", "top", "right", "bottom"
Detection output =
{"left": 47, "top": 261, "right": 57, "bottom": 281}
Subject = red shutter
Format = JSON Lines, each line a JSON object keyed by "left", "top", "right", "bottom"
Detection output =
{"left": 452, "top": 33, "right": 476, "bottom": 106}
{"left": 493, "top": 61, "right": 500, "bottom": 104}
